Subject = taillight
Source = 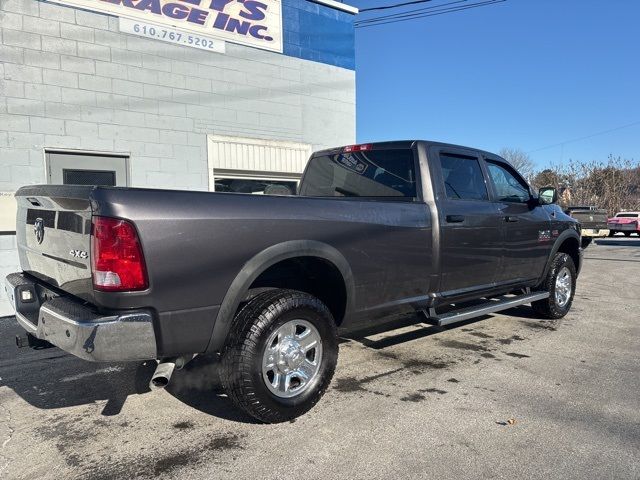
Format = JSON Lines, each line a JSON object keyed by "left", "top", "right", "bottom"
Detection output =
{"left": 343, "top": 144, "right": 372, "bottom": 153}
{"left": 91, "top": 216, "right": 148, "bottom": 292}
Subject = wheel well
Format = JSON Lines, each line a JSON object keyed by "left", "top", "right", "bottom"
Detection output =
{"left": 557, "top": 236, "right": 580, "bottom": 269}
{"left": 246, "top": 256, "right": 348, "bottom": 326}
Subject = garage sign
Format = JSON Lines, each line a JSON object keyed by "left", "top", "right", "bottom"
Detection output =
{"left": 48, "top": 0, "right": 283, "bottom": 53}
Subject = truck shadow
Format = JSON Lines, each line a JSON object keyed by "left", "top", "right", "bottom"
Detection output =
{"left": 340, "top": 305, "right": 545, "bottom": 350}
{"left": 0, "top": 304, "right": 544, "bottom": 423}
{"left": 166, "top": 355, "right": 258, "bottom": 424}
{"left": 0, "top": 332, "right": 155, "bottom": 417}
{"left": 0, "top": 317, "right": 256, "bottom": 422}
{"left": 595, "top": 238, "right": 640, "bottom": 247}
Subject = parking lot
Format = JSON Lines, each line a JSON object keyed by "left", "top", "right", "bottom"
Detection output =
{"left": 0, "top": 238, "right": 638, "bottom": 480}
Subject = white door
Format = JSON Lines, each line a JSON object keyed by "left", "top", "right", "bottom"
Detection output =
{"left": 47, "top": 151, "right": 129, "bottom": 186}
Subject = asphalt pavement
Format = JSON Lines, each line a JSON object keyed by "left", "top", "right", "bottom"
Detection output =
{"left": 0, "top": 237, "right": 639, "bottom": 480}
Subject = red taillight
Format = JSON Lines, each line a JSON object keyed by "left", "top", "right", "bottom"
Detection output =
{"left": 343, "top": 144, "right": 372, "bottom": 153}
{"left": 91, "top": 216, "right": 148, "bottom": 292}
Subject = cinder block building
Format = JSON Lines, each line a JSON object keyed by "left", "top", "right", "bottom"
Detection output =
{"left": 0, "top": 0, "right": 357, "bottom": 315}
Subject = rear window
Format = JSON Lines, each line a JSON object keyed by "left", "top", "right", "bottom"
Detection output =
{"left": 616, "top": 213, "right": 639, "bottom": 218}
{"left": 299, "top": 149, "right": 417, "bottom": 199}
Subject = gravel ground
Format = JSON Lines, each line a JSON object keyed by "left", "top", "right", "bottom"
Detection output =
{"left": 0, "top": 237, "right": 639, "bottom": 480}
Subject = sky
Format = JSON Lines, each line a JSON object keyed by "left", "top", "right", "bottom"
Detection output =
{"left": 349, "top": 0, "right": 640, "bottom": 169}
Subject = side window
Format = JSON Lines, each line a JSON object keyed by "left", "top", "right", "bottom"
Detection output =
{"left": 486, "top": 162, "right": 531, "bottom": 203}
{"left": 438, "top": 153, "right": 488, "bottom": 201}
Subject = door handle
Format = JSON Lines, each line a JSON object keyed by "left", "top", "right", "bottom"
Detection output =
{"left": 446, "top": 215, "right": 465, "bottom": 223}
{"left": 505, "top": 216, "right": 519, "bottom": 222}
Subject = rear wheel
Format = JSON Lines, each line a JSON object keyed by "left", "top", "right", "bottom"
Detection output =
{"left": 532, "top": 252, "right": 576, "bottom": 319}
{"left": 624, "top": 232, "right": 631, "bottom": 237}
{"left": 608, "top": 230, "right": 616, "bottom": 237}
{"left": 220, "top": 289, "right": 338, "bottom": 423}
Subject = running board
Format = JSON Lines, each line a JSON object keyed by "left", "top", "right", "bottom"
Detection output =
{"left": 424, "top": 292, "right": 550, "bottom": 327}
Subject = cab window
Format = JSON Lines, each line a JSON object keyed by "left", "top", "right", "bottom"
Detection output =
{"left": 486, "top": 161, "right": 531, "bottom": 203}
{"left": 300, "top": 149, "right": 417, "bottom": 199}
{"left": 438, "top": 153, "right": 488, "bottom": 201}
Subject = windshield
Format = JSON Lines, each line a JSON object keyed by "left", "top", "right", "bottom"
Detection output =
{"left": 299, "top": 149, "right": 417, "bottom": 199}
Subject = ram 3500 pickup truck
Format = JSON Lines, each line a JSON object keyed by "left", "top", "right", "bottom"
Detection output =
{"left": 5, "top": 140, "right": 582, "bottom": 423}
{"left": 565, "top": 206, "right": 609, "bottom": 248}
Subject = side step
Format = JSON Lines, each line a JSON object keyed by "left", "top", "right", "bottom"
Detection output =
{"left": 424, "top": 292, "right": 550, "bottom": 327}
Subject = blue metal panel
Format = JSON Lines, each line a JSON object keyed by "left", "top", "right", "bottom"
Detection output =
{"left": 282, "top": 0, "right": 356, "bottom": 70}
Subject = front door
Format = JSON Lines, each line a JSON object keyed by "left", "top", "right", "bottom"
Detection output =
{"left": 436, "top": 149, "right": 502, "bottom": 295}
{"left": 484, "top": 158, "right": 550, "bottom": 283}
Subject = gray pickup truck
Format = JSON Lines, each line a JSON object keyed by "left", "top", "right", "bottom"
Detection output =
{"left": 5, "top": 140, "right": 582, "bottom": 423}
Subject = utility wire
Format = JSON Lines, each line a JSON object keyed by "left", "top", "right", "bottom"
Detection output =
{"left": 355, "top": 0, "right": 506, "bottom": 28}
{"left": 356, "top": 0, "right": 469, "bottom": 25}
{"left": 359, "top": 0, "right": 435, "bottom": 13}
{"left": 356, "top": 0, "right": 504, "bottom": 27}
{"left": 528, "top": 120, "right": 640, "bottom": 154}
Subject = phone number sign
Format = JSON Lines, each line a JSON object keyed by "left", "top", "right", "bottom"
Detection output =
{"left": 49, "top": 0, "right": 283, "bottom": 53}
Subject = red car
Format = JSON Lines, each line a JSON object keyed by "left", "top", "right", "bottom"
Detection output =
{"left": 608, "top": 212, "right": 640, "bottom": 236}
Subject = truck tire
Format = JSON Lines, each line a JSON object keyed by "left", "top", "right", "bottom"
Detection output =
{"left": 220, "top": 289, "right": 338, "bottom": 423}
{"left": 608, "top": 231, "right": 615, "bottom": 237}
{"left": 531, "top": 252, "right": 576, "bottom": 319}
{"left": 580, "top": 237, "right": 592, "bottom": 249}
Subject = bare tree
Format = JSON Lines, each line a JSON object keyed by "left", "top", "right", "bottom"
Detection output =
{"left": 499, "top": 148, "right": 535, "bottom": 181}
{"left": 531, "top": 156, "right": 640, "bottom": 214}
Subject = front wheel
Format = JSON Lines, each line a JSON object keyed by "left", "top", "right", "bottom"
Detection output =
{"left": 220, "top": 289, "right": 338, "bottom": 423}
{"left": 532, "top": 252, "right": 577, "bottom": 319}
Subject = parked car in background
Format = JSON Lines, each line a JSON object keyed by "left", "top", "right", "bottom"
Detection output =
{"left": 607, "top": 212, "right": 640, "bottom": 237}
{"left": 564, "top": 206, "right": 609, "bottom": 248}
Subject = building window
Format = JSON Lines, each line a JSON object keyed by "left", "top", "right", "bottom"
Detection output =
{"left": 214, "top": 176, "right": 298, "bottom": 195}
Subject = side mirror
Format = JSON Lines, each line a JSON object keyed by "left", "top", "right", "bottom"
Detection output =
{"left": 538, "top": 187, "right": 558, "bottom": 205}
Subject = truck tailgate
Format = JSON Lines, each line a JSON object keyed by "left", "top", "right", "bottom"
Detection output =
{"left": 15, "top": 185, "right": 95, "bottom": 302}
{"left": 569, "top": 210, "right": 608, "bottom": 229}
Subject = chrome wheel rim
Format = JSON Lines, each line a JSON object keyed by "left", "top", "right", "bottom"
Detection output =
{"left": 554, "top": 266, "right": 572, "bottom": 308}
{"left": 262, "top": 319, "right": 323, "bottom": 399}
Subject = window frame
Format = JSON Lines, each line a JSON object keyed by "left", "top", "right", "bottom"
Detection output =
{"left": 483, "top": 157, "right": 533, "bottom": 204}
{"left": 431, "top": 147, "right": 492, "bottom": 203}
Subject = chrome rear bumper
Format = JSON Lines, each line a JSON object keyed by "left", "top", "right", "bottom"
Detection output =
{"left": 4, "top": 272, "right": 157, "bottom": 362}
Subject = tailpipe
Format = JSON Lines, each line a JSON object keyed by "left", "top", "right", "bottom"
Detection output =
{"left": 149, "top": 355, "right": 196, "bottom": 390}
{"left": 150, "top": 359, "right": 176, "bottom": 390}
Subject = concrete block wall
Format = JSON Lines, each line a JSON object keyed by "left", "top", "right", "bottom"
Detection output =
{"left": 0, "top": 0, "right": 356, "bottom": 315}
{"left": 0, "top": 234, "right": 19, "bottom": 316}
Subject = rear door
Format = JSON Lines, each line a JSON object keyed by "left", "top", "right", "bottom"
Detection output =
{"left": 433, "top": 147, "right": 502, "bottom": 295}
{"left": 483, "top": 157, "right": 550, "bottom": 283}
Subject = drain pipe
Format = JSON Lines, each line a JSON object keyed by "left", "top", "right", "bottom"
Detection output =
{"left": 149, "top": 355, "right": 196, "bottom": 390}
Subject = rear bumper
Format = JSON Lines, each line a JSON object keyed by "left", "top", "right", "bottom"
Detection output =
{"left": 607, "top": 223, "right": 638, "bottom": 231}
{"left": 4, "top": 272, "right": 157, "bottom": 362}
{"left": 582, "top": 228, "right": 609, "bottom": 237}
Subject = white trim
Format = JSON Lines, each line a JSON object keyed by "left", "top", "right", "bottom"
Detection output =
{"left": 207, "top": 134, "right": 312, "bottom": 191}
{"left": 44, "top": 148, "right": 131, "bottom": 187}
{"left": 309, "top": 0, "right": 359, "bottom": 15}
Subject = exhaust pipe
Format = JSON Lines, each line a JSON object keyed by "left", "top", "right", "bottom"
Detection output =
{"left": 150, "top": 359, "right": 176, "bottom": 390}
{"left": 149, "top": 354, "right": 196, "bottom": 390}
